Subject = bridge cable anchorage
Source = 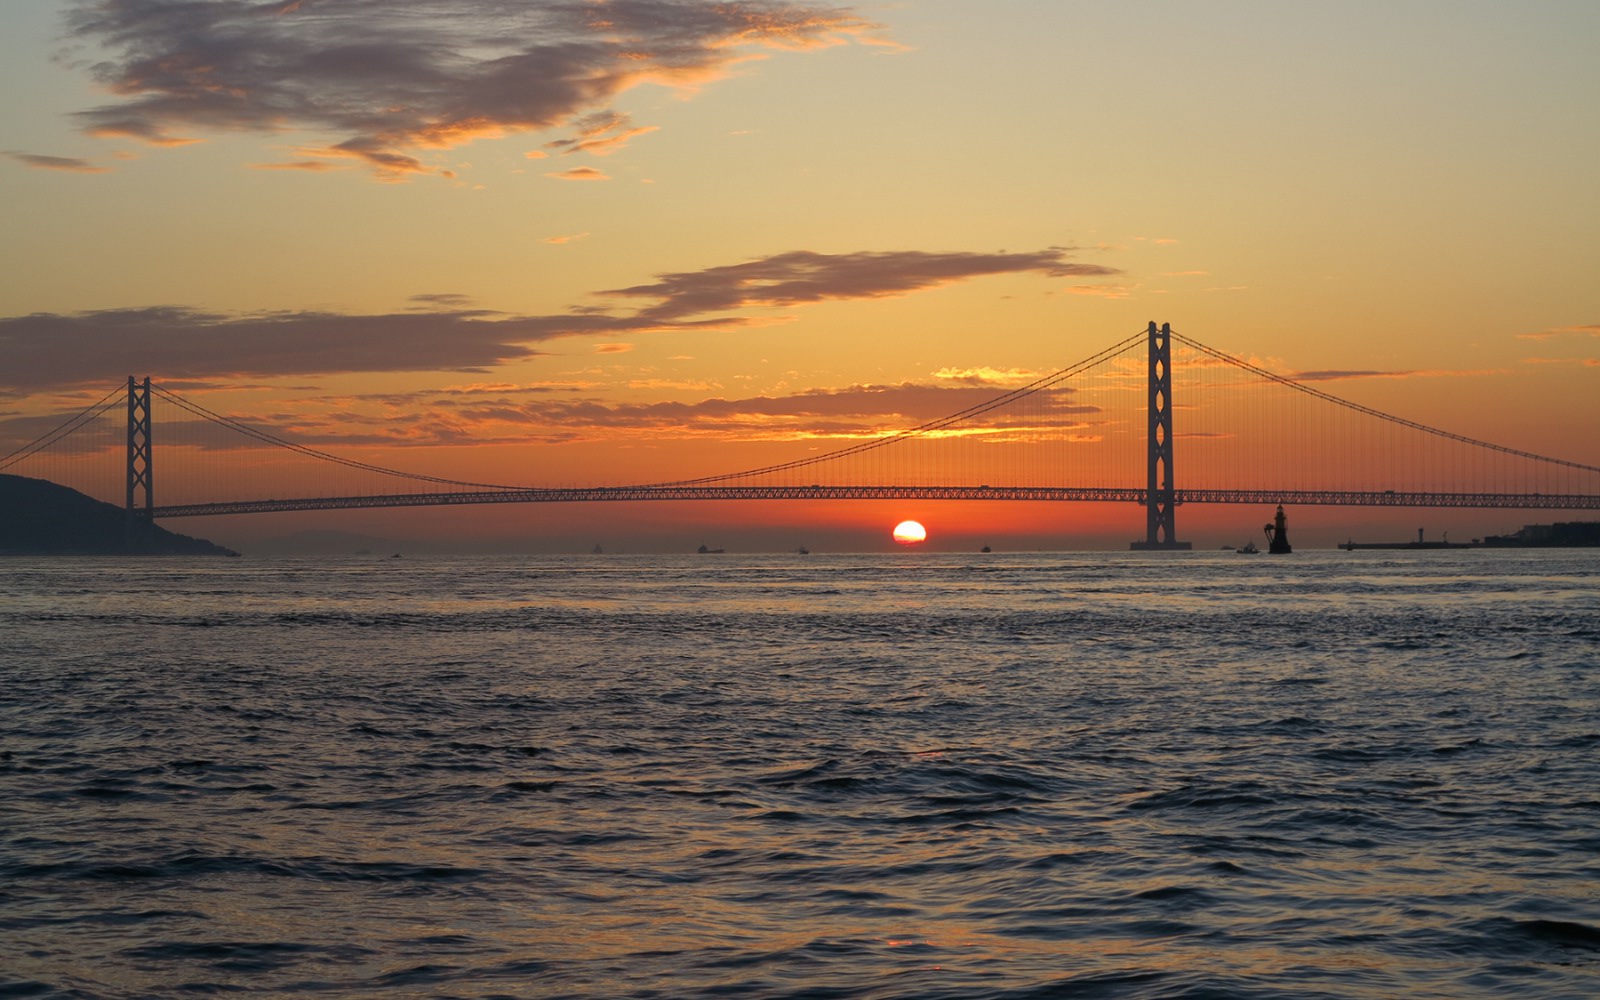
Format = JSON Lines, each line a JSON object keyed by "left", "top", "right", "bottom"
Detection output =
{"left": 1172, "top": 332, "right": 1600, "bottom": 476}
{"left": 0, "top": 384, "right": 123, "bottom": 472}
{"left": 149, "top": 384, "right": 532, "bottom": 492}
{"left": 638, "top": 329, "right": 1149, "bottom": 490}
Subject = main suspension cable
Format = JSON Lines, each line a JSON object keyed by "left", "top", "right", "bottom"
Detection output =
{"left": 1173, "top": 332, "right": 1600, "bottom": 476}
{"left": 0, "top": 384, "right": 124, "bottom": 472}
{"left": 151, "top": 386, "right": 529, "bottom": 491}
{"left": 647, "top": 328, "right": 1148, "bottom": 488}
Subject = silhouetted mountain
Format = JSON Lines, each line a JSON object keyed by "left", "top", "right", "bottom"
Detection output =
{"left": 0, "top": 474, "right": 237, "bottom": 556}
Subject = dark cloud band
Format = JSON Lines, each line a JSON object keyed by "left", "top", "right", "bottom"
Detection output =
{"left": 66, "top": 0, "right": 881, "bottom": 177}
{"left": 0, "top": 247, "right": 1119, "bottom": 391}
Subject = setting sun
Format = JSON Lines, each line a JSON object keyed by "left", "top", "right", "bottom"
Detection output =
{"left": 892, "top": 520, "right": 927, "bottom": 545}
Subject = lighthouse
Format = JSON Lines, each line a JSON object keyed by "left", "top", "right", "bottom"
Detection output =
{"left": 1264, "top": 505, "right": 1293, "bottom": 554}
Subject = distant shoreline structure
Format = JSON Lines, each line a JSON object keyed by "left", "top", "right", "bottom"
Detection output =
{"left": 1340, "top": 521, "right": 1599, "bottom": 551}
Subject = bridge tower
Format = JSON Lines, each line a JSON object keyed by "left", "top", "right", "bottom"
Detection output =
{"left": 126, "top": 376, "right": 153, "bottom": 545}
{"left": 1130, "top": 322, "right": 1190, "bottom": 550}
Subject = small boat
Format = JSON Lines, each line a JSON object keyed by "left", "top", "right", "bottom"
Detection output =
{"left": 1236, "top": 541, "right": 1259, "bottom": 554}
{"left": 697, "top": 544, "right": 725, "bottom": 554}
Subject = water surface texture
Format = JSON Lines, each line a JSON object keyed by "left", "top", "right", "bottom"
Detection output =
{"left": 3, "top": 551, "right": 1598, "bottom": 998}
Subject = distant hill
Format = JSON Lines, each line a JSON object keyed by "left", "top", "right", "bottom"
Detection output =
{"left": 0, "top": 474, "right": 238, "bottom": 556}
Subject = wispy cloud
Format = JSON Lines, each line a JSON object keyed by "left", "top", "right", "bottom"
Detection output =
{"left": 247, "top": 160, "right": 339, "bottom": 172}
{"left": 543, "top": 232, "right": 591, "bottom": 245}
{"left": 0, "top": 246, "right": 1118, "bottom": 391}
{"left": 1521, "top": 356, "right": 1600, "bottom": 367}
{"left": 1288, "top": 368, "right": 1499, "bottom": 382}
{"left": 3, "top": 151, "right": 108, "bottom": 173}
{"left": 119, "top": 382, "right": 1100, "bottom": 450}
{"left": 1518, "top": 324, "right": 1600, "bottom": 340}
{"left": 1059, "top": 283, "right": 1134, "bottom": 299}
{"left": 544, "top": 111, "right": 659, "bottom": 157}
{"left": 933, "top": 367, "right": 1042, "bottom": 387}
{"left": 467, "top": 382, "right": 1096, "bottom": 440}
{"left": 64, "top": 0, "right": 886, "bottom": 179}
{"left": 407, "top": 293, "right": 477, "bottom": 310}
{"left": 598, "top": 248, "right": 1119, "bottom": 322}
{"left": 548, "top": 166, "right": 610, "bottom": 181}
{"left": 1291, "top": 369, "right": 1410, "bottom": 382}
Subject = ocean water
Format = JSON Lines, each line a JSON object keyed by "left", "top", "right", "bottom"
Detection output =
{"left": 2, "top": 550, "right": 1598, "bottom": 999}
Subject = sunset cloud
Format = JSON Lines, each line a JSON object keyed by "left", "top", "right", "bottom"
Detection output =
{"left": 548, "top": 167, "right": 610, "bottom": 181}
{"left": 0, "top": 306, "right": 578, "bottom": 391}
{"left": 63, "top": 0, "right": 883, "bottom": 179}
{"left": 0, "top": 247, "right": 1118, "bottom": 391}
{"left": 248, "top": 160, "right": 339, "bottom": 172}
{"left": 1517, "top": 324, "right": 1600, "bottom": 340}
{"left": 4, "top": 152, "right": 109, "bottom": 173}
{"left": 407, "top": 293, "right": 477, "bottom": 310}
{"left": 1288, "top": 368, "right": 1499, "bottom": 382}
{"left": 1290, "top": 369, "right": 1412, "bottom": 382}
{"left": 1521, "top": 356, "right": 1600, "bottom": 367}
{"left": 933, "top": 367, "right": 1043, "bottom": 387}
{"left": 599, "top": 249, "right": 1120, "bottom": 322}
{"left": 1060, "top": 284, "right": 1134, "bottom": 299}
{"left": 94, "top": 382, "right": 1100, "bottom": 451}
{"left": 545, "top": 112, "right": 659, "bottom": 157}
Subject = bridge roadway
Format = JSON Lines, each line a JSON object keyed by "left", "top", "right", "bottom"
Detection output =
{"left": 150, "top": 485, "right": 1600, "bottom": 518}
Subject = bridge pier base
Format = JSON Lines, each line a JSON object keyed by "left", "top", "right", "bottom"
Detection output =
{"left": 1130, "top": 322, "right": 1191, "bottom": 551}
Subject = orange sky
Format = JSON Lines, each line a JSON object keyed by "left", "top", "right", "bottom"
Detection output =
{"left": 2, "top": 1, "right": 1596, "bottom": 551}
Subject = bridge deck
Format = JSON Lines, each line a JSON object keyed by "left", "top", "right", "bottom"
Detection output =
{"left": 151, "top": 485, "right": 1600, "bottom": 518}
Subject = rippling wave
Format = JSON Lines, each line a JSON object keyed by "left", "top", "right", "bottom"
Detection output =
{"left": 2, "top": 551, "right": 1597, "bottom": 998}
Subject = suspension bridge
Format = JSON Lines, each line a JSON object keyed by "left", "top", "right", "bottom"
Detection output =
{"left": 4, "top": 323, "right": 1598, "bottom": 549}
